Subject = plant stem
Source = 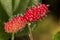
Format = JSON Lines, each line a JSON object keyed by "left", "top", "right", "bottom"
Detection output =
{"left": 11, "top": 33, "right": 14, "bottom": 40}
{"left": 28, "top": 23, "right": 33, "bottom": 40}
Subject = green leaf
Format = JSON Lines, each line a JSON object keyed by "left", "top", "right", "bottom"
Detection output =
{"left": 31, "top": 20, "right": 43, "bottom": 31}
{"left": 0, "top": 3, "right": 9, "bottom": 22}
{"left": 15, "top": 25, "right": 29, "bottom": 37}
{"left": 32, "top": 0, "right": 40, "bottom": 5}
{"left": 0, "top": 3, "right": 11, "bottom": 40}
{"left": 0, "top": 28, "right": 11, "bottom": 40}
{"left": 13, "top": 0, "right": 30, "bottom": 15}
{"left": 0, "top": 0, "right": 12, "bottom": 17}
{"left": 0, "top": 22, "right": 11, "bottom": 40}
{"left": 14, "top": 0, "right": 21, "bottom": 11}
{"left": 27, "top": 0, "right": 33, "bottom": 7}
{"left": 53, "top": 31, "right": 60, "bottom": 40}
{"left": 31, "top": 22, "right": 37, "bottom": 31}
{"left": 39, "top": 0, "right": 42, "bottom": 3}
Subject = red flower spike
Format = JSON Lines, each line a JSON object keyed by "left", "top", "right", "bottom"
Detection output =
{"left": 4, "top": 15, "right": 27, "bottom": 33}
{"left": 25, "top": 6, "right": 41, "bottom": 22}
{"left": 25, "top": 4, "right": 48, "bottom": 22}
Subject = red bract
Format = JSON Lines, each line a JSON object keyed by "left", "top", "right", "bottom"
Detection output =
{"left": 4, "top": 15, "right": 27, "bottom": 33}
{"left": 25, "top": 6, "right": 41, "bottom": 22}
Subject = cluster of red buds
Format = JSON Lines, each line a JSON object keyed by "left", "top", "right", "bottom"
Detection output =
{"left": 25, "top": 4, "right": 48, "bottom": 22}
{"left": 4, "top": 15, "right": 27, "bottom": 33}
{"left": 4, "top": 4, "right": 49, "bottom": 33}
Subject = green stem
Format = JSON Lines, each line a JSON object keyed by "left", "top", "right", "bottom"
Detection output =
{"left": 28, "top": 23, "right": 33, "bottom": 40}
{"left": 11, "top": 33, "right": 14, "bottom": 40}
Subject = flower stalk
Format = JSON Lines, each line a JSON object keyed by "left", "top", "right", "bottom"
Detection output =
{"left": 11, "top": 33, "right": 14, "bottom": 40}
{"left": 28, "top": 23, "right": 33, "bottom": 40}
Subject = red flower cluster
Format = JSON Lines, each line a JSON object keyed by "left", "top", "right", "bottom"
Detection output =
{"left": 4, "top": 15, "right": 26, "bottom": 33}
{"left": 25, "top": 4, "right": 48, "bottom": 22}
{"left": 25, "top": 6, "right": 41, "bottom": 22}
{"left": 38, "top": 4, "right": 48, "bottom": 17}
{"left": 4, "top": 4, "right": 48, "bottom": 33}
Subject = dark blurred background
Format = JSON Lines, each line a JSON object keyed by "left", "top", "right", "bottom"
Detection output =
{"left": 42, "top": 0, "right": 60, "bottom": 20}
